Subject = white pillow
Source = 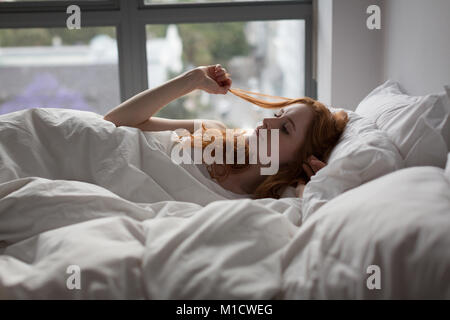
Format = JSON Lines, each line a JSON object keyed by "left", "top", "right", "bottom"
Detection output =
{"left": 283, "top": 165, "right": 450, "bottom": 299}
{"left": 355, "top": 80, "right": 450, "bottom": 168}
{"left": 446, "top": 152, "right": 450, "bottom": 178}
{"left": 301, "top": 109, "right": 404, "bottom": 223}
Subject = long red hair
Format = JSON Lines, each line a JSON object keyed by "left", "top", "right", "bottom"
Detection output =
{"left": 181, "top": 87, "right": 349, "bottom": 199}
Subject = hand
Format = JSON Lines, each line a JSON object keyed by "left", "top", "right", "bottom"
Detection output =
{"left": 196, "top": 64, "right": 232, "bottom": 95}
{"left": 296, "top": 155, "right": 327, "bottom": 198}
{"left": 302, "top": 155, "right": 327, "bottom": 180}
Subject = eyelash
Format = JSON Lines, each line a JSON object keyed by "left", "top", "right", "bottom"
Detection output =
{"left": 273, "top": 112, "right": 289, "bottom": 134}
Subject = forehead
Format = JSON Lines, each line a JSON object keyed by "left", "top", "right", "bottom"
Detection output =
{"left": 284, "top": 104, "right": 314, "bottom": 122}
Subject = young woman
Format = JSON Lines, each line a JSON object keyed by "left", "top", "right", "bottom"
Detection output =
{"left": 103, "top": 64, "right": 349, "bottom": 199}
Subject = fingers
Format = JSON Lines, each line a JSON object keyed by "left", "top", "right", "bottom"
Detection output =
{"left": 309, "top": 155, "right": 327, "bottom": 173}
{"left": 216, "top": 71, "right": 231, "bottom": 82}
{"left": 215, "top": 64, "right": 226, "bottom": 77}
{"left": 217, "top": 73, "right": 231, "bottom": 83}
{"left": 215, "top": 65, "right": 232, "bottom": 85}
{"left": 303, "top": 155, "right": 327, "bottom": 179}
{"left": 302, "top": 162, "right": 314, "bottom": 179}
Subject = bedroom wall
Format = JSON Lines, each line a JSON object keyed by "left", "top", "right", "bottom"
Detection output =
{"left": 381, "top": 0, "right": 450, "bottom": 150}
{"left": 316, "top": 0, "right": 383, "bottom": 111}
{"left": 381, "top": 0, "right": 450, "bottom": 96}
{"left": 316, "top": 0, "right": 450, "bottom": 149}
{"left": 317, "top": 0, "right": 450, "bottom": 103}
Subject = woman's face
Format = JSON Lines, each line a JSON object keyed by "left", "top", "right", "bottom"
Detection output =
{"left": 255, "top": 104, "right": 315, "bottom": 166}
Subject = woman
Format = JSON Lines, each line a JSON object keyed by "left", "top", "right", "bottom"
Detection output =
{"left": 103, "top": 64, "right": 349, "bottom": 199}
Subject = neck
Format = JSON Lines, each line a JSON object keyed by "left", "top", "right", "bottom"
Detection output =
{"left": 221, "top": 164, "right": 267, "bottom": 195}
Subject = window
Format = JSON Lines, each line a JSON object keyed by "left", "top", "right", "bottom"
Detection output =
{"left": 0, "top": 27, "right": 120, "bottom": 115}
{"left": 147, "top": 20, "right": 305, "bottom": 128}
{"left": 0, "top": 0, "right": 313, "bottom": 125}
{"left": 143, "top": 0, "right": 302, "bottom": 3}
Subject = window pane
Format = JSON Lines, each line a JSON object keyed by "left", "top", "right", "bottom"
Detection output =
{"left": 0, "top": 27, "right": 120, "bottom": 116}
{"left": 144, "top": 0, "right": 300, "bottom": 4}
{"left": 146, "top": 20, "right": 305, "bottom": 129}
{"left": 1, "top": 0, "right": 109, "bottom": 2}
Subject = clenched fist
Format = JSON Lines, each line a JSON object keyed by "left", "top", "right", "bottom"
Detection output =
{"left": 195, "top": 64, "right": 232, "bottom": 95}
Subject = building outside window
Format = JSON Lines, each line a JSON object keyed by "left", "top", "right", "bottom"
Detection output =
{"left": 0, "top": 0, "right": 313, "bottom": 129}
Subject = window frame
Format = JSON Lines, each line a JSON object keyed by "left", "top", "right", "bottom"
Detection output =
{"left": 0, "top": 0, "right": 315, "bottom": 103}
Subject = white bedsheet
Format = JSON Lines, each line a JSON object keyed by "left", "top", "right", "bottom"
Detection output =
{"left": 0, "top": 108, "right": 242, "bottom": 206}
{"left": 0, "top": 108, "right": 448, "bottom": 299}
{"left": 0, "top": 108, "right": 301, "bottom": 299}
{"left": 0, "top": 176, "right": 301, "bottom": 299}
{"left": 281, "top": 165, "right": 450, "bottom": 299}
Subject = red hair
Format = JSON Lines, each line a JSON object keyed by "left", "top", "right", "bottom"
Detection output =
{"left": 180, "top": 87, "right": 349, "bottom": 199}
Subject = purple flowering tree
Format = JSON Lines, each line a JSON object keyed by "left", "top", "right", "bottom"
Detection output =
{"left": 0, "top": 73, "right": 92, "bottom": 115}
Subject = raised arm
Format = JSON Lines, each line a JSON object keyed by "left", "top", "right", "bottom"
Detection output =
{"left": 103, "top": 69, "right": 200, "bottom": 128}
{"left": 103, "top": 64, "right": 232, "bottom": 132}
{"left": 133, "top": 117, "right": 227, "bottom": 132}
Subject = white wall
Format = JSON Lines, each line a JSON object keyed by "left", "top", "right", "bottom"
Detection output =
{"left": 316, "top": 0, "right": 382, "bottom": 111}
{"left": 317, "top": 0, "right": 450, "bottom": 105}
{"left": 331, "top": 0, "right": 383, "bottom": 111}
{"left": 316, "top": 0, "right": 450, "bottom": 148}
{"left": 381, "top": 0, "right": 450, "bottom": 96}
{"left": 381, "top": 0, "right": 450, "bottom": 149}
{"left": 315, "top": 0, "right": 333, "bottom": 106}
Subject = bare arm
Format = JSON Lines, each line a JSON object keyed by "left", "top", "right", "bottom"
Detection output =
{"left": 103, "top": 64, "right": 231, "bottom": 133}
{"left": 134, "top": 117, "right": 226, "bottom": 132}
{"left": 103, "top": 69, "right": 201, "bottom": 128}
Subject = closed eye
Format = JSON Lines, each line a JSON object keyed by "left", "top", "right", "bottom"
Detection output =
{"left": 273, "top": 108, "right": 284, "bottom": 118}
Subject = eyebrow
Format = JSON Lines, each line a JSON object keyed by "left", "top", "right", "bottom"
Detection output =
{"left": 277, "top": 108, "right": 296, "bottom": 132}
{"left": 286, "top": 116, "right": 296, "bottom": 132}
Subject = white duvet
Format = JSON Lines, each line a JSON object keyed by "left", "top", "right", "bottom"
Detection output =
{"left": 0, "top": 108, "right": 449, "bottom": 299}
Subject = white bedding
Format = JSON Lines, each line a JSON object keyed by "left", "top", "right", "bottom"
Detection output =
{"left": 0, "top": 108, "right": 449, "bottom": 299}
{"left": 281, "top": 164, "right": 450, "bottom": 299}
{"left": 0, "top": 108, "right": 301, "bottom": 299}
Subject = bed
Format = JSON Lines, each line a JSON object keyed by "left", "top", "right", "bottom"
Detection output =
{"left": 0, "top": 81, "right": 449, "bottom": 299}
